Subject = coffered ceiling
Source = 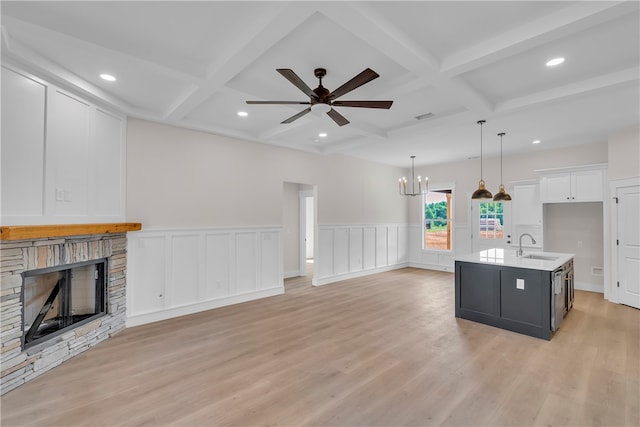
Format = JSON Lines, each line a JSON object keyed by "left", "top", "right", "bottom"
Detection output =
{"left": 2, "top": 1, "right": 638, "bottom": 167}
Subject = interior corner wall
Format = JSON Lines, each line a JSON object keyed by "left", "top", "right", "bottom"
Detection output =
{"left": 608, "top": 125, "right": 640, "bottom": 180}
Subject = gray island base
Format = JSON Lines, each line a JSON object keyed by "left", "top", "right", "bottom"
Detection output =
{"left": 455, "top": 249, "right": 574, "bottom": 340}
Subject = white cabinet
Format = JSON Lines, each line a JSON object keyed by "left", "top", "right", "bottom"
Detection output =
{"left": 510, "top": 183, "right": 543, "bottom": 249}
{"left": 540, "top": 167, "right": 605, "bottom": 203}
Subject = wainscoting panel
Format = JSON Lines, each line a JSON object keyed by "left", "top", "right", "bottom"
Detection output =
{"left": 169, "top": 234, "right": 201, "bottom": 308}
{"left": 260, "top": 231, "right": 281, "bottom": 290}
{"left": 334, "top": 228, "right": 350, "bottom": 276}
{"left": 349, "top": 228, "right": 364, "bottom": 272}
{"left": 314, "top": 224, "right": 409, "bottom": 286}
{"left": 408, "top": 223, "right": 470, "bottom": 272}
{"left": 204, "top": 233, "right": 231, "bottom": 299}
{"left": 128, "top": 234, "right": 167, "bottom": 315}
{"left": 236, "top": 232, "right": 257, "bottom": 294}
{"left": 363, "top": 227, "right": 376, "bottom": 270}
{"left": 127, "top": 227, "right": 283, "bottom": 327}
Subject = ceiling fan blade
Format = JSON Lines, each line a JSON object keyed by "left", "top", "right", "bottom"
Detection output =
{"left": 327, "top": 108, "right": 350, "bottom": 126}
{"left": 281, "top": 107, "right": 312, "bottom": 124}
{"left": 329, "top": 68, "right": 379, "bottom": 101}
{"left": 246, "top": 101, "right": 311, "bottom": 105}
{"left": 277, "top": 69, "right": 318, "bottom": 100}
{"left": 332, "top": 100, "right": 393, "bottom": 109}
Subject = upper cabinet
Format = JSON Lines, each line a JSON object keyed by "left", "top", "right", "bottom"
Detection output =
{"left": 539, "top": 165, "right": 606, "bottom": 204}
{"left": 1, "top": 65, "right": 126, "bottom": 225}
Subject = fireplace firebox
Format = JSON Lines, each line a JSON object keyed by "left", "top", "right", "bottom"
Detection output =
{"left": 22, "top": 259, "right": 107, "bottom": 348}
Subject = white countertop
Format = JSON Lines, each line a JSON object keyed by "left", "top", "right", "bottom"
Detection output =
{"left": 455, "top": 248, "right": 574, "bottom": 271}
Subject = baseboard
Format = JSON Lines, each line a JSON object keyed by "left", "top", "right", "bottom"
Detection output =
{"left": 284, "top": 270, "right": 301, "bottom": 279}
{"left": 312, "top": 263, "right": 409, "bottom": 286}
{"left": 575, "top": 282, "right": 604, "bottom": 293}
{"left": 126, "top": 286, "right": 284, "bottom": 327}
{"left": 409, "top": 262, "right": 455, "bottom": 273}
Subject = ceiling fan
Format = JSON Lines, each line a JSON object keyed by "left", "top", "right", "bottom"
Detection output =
{"left": 246, "top": 68, "right": 393, "bottom": 126}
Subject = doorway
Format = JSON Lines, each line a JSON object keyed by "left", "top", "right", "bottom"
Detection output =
{"left": 282, "top": 182, "right": 316, "bottom": 282}
{"left": 471, "top": 200, "right": 512, "bottom": 253}
{"left": 299, "top": 189, "right": 314, "bottom": 277}
{"left": 611, "top": 178, "right": 640, "bottom": 309}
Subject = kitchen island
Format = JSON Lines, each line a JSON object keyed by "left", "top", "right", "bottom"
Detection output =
{"left": 455, "top": 248, "right": 574, "bottom": 340}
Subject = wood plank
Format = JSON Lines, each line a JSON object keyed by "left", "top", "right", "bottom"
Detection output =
{"left": 0, "top": 223, "right": 142, "bottom": 241}
{"left": 1, "top": 268, "right": 638, "bottom": 426}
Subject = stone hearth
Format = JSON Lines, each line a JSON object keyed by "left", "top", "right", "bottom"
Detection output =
{"left": 1, "top": 224, "right": 139, "bottom": 394}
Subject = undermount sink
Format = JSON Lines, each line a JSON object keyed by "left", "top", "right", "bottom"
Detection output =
{"left": 521, "top": 254, "right": 560, "bottom": 261}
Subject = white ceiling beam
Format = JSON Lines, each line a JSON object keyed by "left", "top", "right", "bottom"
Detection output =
{"left": 495, "top": 66, "right": 640, "bottom": 113}
{"left": 318, "top": 2, "right": 493, "bottom": 116}
{"left": 164, "top": 3, "right": 317, "bottom": 122}
{"left": 442, "top": 1, "right": 639, "bottom": 76}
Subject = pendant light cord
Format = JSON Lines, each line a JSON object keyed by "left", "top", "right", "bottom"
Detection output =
{"left": 477, "top": 120, "right": 485, "bottom": 181}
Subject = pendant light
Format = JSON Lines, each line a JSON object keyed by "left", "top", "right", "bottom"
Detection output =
{"left": 398, "top": 155, "right": 428, "bottom": 196}
{"left": 471, "top": 120, "right": 493, "bottom": 199}
{"left": 493, "top": 132, "right": 512, "bottom": 201}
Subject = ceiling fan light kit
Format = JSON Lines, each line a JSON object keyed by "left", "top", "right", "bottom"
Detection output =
{"left": 399, "top": 155, "right": 428, "bottom": 197}
{"left": 246, "top": 67, "right": 393, "bottom": 127}
{"left": 471, "top": 119, "right": 493, "bottom": 200}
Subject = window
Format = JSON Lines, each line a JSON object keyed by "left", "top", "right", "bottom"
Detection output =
{"left": 424, "top": 189, "right": 453, "bottom": 251}
{"left": 478, "top": 202, "right": 504, "bottom": 239}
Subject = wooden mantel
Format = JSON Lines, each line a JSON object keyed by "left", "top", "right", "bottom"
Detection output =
{"left": 0, "top": 223, "right": 142, "bottom": 241}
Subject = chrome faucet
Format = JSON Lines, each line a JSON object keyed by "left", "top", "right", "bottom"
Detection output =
{"left": 518, "top": 233, "right": 537, "bottom": 256}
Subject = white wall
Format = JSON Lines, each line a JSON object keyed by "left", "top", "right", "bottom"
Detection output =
{"left": 126, "top": 119, "right": 407, "bottom": 228}
{"left": 544, "top": 203, "right": 604, "bottom": 292}
{"left": 608, "top": 125, "right": 640, "bottom": 181}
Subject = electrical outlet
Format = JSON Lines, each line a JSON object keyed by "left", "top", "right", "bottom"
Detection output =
{"left": 516, "top": 278, "right": 525, "bottom": 290}
{"left": 56, "top": 187, "right": 64, "bottom": 201}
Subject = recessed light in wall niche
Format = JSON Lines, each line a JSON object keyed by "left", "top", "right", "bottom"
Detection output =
{"left": 237, "top": 111, "right": 248, "bottom": 117}
{"left": 100, "top": 74, "right": 116, "bottom": 82}
{"left": 546, "top": 57, "right": 565, "bottom": 67}
{"left": 532, "top": 140, "right": 541, "bottom": 144}
{"left": 318, "top": 132, "right": 327, "bottom": 138}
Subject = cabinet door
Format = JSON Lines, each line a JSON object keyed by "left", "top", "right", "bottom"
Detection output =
{"left": 571, "top": 169, "right": 603, "bottom": 202}
{"left": 541, "top": 173, "right": 571, "bottom": 203}
{"left": 513, "top": 184, "right": 541, "bottom": 224}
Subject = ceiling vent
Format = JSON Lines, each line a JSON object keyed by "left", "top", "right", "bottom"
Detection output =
{"left": 414, "top": 112, "right": 434, "bottom": 120}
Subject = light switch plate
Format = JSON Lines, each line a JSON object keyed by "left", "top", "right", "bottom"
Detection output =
{"left": 516, "top": 278, "right": 525, "bottom": 290}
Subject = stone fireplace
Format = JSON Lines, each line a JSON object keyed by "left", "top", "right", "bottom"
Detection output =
{"left": 0, "top": 223, "right": 140, "bottom": 394}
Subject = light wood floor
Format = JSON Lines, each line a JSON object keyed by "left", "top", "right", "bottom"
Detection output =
{"left": 2, "top": 267, "right": 639, "bottom": 426}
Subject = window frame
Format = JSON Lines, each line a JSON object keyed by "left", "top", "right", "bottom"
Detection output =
{"left": 421, "top": 183, "right": 455, "bottom": 253}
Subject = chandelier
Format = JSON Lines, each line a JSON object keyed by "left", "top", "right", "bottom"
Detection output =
{"left": 399, "top": 156, "right": 428, "bottom": 196}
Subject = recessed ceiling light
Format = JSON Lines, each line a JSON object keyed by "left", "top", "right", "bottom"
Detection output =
{"left": 100, "top": 73, "right": 116, "bottom": 82}
{"left": 318, "top": 132, "right": 327, "bottom": 138}
{"left": 546, "top": 57, "right": 565, "bottom": 67}
{"left": 532, "top": 140, "right": 541, "bottom": 144}
{"left": 237, "top": 111, "right": 248, "bottom": 117}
